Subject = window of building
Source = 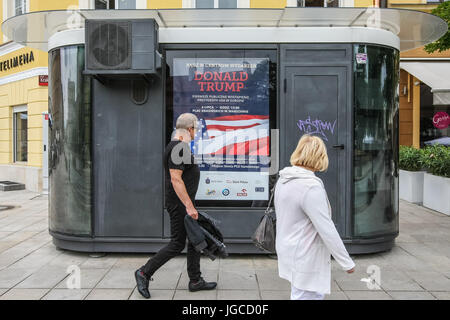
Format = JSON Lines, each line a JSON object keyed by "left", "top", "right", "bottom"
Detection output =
{"left": 195, "top": 0, "right": 238, "bottom": 8}
{"left": 13, "top": 106, "right": 27, "bottom": 163}
{"left": 5, "top": 0, "right": 27, "bottom": 18}
{"left": 95, "top": 0, "right": 115, "bottom": 9}
{"left": 116, "top": 0, "right": 136, "bottom": 9}
{"left": 419, "top": 83, "right": 450, "bottom": 147}
{"left": 296, "top": 0, "right": 339, "bottom": 7}
{"left": 14, "top": 0, "right": 25, "bottom": 15}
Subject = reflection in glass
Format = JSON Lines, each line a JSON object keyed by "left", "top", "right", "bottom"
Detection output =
{"left": 14, "top": 111, "right": 27, "bottom": 162}
{"left": 353, "top": 44, "right": 399, "bottom": 237}
{"left": 49, "top": 46, "right": 92, "bottom": 235}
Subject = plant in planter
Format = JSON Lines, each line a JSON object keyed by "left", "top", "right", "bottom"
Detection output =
{"left": 399, "top": 146, "right": 425, "bottom": 204}
{"left": 422, "top": 144, "right": 450, "bottom": 215}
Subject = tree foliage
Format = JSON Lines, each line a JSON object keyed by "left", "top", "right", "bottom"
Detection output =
{"left": 424, "top": 1, "right": 450, "bottom": 54}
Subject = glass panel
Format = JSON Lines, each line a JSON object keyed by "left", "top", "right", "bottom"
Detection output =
{"left": 117, "top": 0, "right": 136, "bottom": 9}
{"left": 3, "top": 8, "right": 448, "bottom": 51}
{"left": 49, "top": 46, "right": 92, "bottom": 235}
{"left": 14, "top": 111, "right": 27, "bottom": 162}
{"left": 95, "top": 0, "right": 108, "bottom": 9}
{"left": 420, "top": 83, "right": 450, "bottom": 147}
{"left": 196, "top": 0, "right": 214, "bottom": 8}
{"left": 166, "top": 49, "right": 277, "bottom": 208}
{"left": 353, "top": 44, "right": 399, "bottom": 238}
{"left": 305, "top": 0, "right": 324, "bottom": 7}
{"left": 326, "top": 0, "right": 339, "bottom": 7}
{"left": 14, "top": 0, "right": 24, "bottom": 15}
{"left": 219, "top": 0, "right": 237, "bottom": 8}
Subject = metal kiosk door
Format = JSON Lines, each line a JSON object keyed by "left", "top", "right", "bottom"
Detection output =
{"left": 93, "top": 78, "right": 164, "bottom": 238}
{"left": 280, "top": 44, "right": 352, "bottom": 237}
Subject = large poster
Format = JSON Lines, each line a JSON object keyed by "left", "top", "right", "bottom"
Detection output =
{"left": 172, "top": 57, "right": 270, "bottom": 201}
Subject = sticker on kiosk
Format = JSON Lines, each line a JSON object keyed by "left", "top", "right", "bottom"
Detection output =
{"left": 356, "top": 53, "right": 368, "bottom": 64}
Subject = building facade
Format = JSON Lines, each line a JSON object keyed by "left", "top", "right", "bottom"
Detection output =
{"left": 0, "top": 0, "right": 447, "bottom": 193}
{"left": 389, "top": 0, "right": 450, "bottom": 148}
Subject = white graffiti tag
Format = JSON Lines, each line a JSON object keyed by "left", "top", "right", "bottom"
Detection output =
{"left": 296, "top": 117, "right": 337, "bottom": 141}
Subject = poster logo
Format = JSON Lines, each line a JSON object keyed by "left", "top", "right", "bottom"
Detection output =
{"left": 255, "top": 187, "right": 265, "bottom": 192}
{"left": 433, "top": 111, "right": 449, "bottom": 129}
{"left": 205, "top": 178, "right": 211, "bottom": 184}
{"left": 206, "top": 189, "right": 216, "bottom": 196}
{"left": 222, "top": 189, "right": 230, "bottom": 196}
{"left": 237, "top": 189, "right": 248, "bottom": 197}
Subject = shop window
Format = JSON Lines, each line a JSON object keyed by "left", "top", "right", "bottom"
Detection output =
{"left": 297, "top": 0, "right": 339, "bottom": 7}
{"left": 195, "top": 0, "right": 238, "bottom": 8}
{"left": 420, "top": 83, "right": 450, "bottom": 147}
{"left": 13, "top": 106, "right": 27, "bottom": 163}
{"left": 165, "top": 49, "right": 277, "bottom": 208}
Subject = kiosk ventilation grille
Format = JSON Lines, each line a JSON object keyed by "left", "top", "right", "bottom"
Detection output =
{"left": 86, "top": 21, "right": 131, "bottom": 70}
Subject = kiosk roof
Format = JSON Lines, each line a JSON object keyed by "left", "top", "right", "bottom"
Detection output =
{"left": 1, "top": 7, "right": 447, "bottom": 52}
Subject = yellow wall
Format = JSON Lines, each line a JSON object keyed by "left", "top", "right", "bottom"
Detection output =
{"left": 0, "top": 77, "right": 48, "bottom": 166}
{"left": 0, "top": 48, "right": 47, "bottom": 77}
{"left": 388, "top": 0, "right": 427, "bottom": 5}
{"left": 29, "top": 0, "right": 79, "bottom": 12}
{"left": 354, "top": 0, "right": 375, "bottom": 7}
{"left": 251, "top": 0, "right": 287, "bottom": 8}
{"left": 0, "top": 2, "right": 3, "bottom": 45}
{"left": 148, "top": 0, "right": 182, "bottom": 9}
{"left": 0, "top": 47, "right": 49, "bottom": 166}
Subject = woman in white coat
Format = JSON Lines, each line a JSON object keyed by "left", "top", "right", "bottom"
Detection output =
{"left": 275, "top": 134, "right": 355, "bottom": 300}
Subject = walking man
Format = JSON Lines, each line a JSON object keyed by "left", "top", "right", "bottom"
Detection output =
{"left": 135, "top": 113, "right": 217, "bottom": 299}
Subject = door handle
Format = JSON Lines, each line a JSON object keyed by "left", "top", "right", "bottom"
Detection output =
{"left": 332, "top": 144, "right": 344, "bottom": 150}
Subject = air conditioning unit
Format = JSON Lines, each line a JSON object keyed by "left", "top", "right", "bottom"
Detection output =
{"left": 85, "top": 19, "right": 161, "bottom": 75}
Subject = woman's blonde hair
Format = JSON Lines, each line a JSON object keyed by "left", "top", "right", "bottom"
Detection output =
{"left": 290, "top": 134, "right": 329, "bottom": 172}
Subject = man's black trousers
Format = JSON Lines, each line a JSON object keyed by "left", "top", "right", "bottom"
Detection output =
{"left": 142, "top": 202, "right": 202, "bottom": 281}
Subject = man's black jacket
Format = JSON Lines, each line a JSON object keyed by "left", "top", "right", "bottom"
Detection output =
{"left": 184, "top": 211, "right": 228, "bottom": 261}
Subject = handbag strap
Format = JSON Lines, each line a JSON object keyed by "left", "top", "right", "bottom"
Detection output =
{"left": 265, "top": 176, "right": 278, "bottom": 214}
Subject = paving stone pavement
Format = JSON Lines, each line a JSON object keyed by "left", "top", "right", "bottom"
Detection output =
{"left": 0, "top": 190, "right": 449, "bottom": 300}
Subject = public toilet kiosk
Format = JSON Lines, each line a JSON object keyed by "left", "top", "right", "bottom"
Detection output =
{"left": 3, "top": 8, "right": 447, "bottom": 254}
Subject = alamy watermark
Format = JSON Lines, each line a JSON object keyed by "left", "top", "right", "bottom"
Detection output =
{"left": 360, "top": 265, "right": 381, "bottom": 290}
{"left": 66, "top": 265, "right": 81, "bottom": 289}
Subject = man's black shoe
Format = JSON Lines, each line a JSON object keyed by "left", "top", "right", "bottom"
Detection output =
{"left": 134, "top": 269, "right": 150, "bottom": 299}
{"left": 188, "top": 277, "right": 217, "bottom": 292}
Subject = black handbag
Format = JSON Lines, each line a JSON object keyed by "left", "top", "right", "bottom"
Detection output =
{"left": 251, "top": 185, "right": 277, "bottom": 253}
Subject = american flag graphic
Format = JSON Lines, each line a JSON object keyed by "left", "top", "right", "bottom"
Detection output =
{"left": 193, "top": 114, "right": 269, "bottom": 156}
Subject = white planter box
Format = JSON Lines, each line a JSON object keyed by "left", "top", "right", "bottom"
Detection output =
{"left": 423, "top": 173, "right": 450, "bottom": 216}
{"left": 399, "top": 169, "right": 425, "bottom": 204}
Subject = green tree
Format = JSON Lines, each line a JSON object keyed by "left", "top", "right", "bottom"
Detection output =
{"left": 424, "top": 1, "right": 450, "bottom": 54}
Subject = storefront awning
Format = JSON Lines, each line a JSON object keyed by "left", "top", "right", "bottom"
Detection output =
{"left": 1, "top": 7, "right": 448, "bottom": 52}
{"left": 400, "top": 62, "right": 450, "bottom": 105}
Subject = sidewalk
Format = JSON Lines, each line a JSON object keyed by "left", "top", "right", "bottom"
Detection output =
{"left": 0, "top": 190, "right": 449, "bottom": 300}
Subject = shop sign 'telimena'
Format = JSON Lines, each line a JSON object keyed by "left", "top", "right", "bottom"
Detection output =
{"left": 0, "top": 51, "right": 35, "bottom": 72}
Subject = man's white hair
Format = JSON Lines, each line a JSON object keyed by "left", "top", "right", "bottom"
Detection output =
{"left": 172, "top": 113, "right": 198, "bottom": 141}
{"left": 176, "top": 113, "right": 198, "bottom": 130}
